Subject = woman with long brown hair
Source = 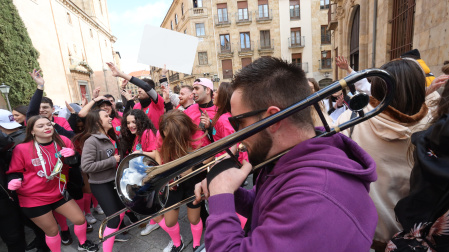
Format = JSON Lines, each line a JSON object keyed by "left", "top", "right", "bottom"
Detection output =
{"left": 6, "top": 115, "right": 98, "bottom": 252}
{"left": 154, "top": 110, "right": 204, "bottom": 252}
{"left": 77, "top": 110, "right": 123, "bottom": 252}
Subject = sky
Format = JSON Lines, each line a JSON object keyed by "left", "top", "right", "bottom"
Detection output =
{"left": 108, "top": 0, "right": 171, "bottom": 74}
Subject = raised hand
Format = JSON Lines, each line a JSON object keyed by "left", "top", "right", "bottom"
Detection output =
{"left": 426, "top": 74, "right": 449, "bottom": 95}
{"left": 92, "top": 87, "right": 101, "bottom": 99}
{"left": 106, "top": 62, "right": 123, "bottom": 78}
{"left": 81, "top": 95, "right": 88, "bottom": 107}
{"left": 161, "top": 85, "right": 170, "bottom": 102}
{"left": 121, "top": 79, "right": 129, "bottom": 90}
{"left": 29, "top": 69, "right": 45, "bottom": 89}
{"left": 336, "top": 56, "right": 351, "bottom": 72}
{"left": 65, "top": 101, "right": 75, "bottom": 114}
{"left": 161, "top": 64, "right": 168, "bottom": 76}
{"left": 94, "top": 95, "right": 107, "bottom": 102}
{"left": 121, "top": 89, "right": 133, "bottom": 101}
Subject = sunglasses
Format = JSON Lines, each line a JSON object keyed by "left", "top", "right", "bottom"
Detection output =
{"left": 228, "top": 108, "right": 267, "bottom": 132}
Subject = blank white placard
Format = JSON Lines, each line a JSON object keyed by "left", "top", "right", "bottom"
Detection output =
{"left": 137, "top": 25, "right": 199, "bottom": 74}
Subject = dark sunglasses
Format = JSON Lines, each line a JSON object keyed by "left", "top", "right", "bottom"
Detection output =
{"left": 228, "top": 108, "right": 267, "bottom": 132}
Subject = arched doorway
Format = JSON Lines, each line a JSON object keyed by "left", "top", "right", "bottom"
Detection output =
{"left": 349, "top": 6, "right": 360, "bottom": 71}
{"left": 319, "top": 78, "right": 333, "bottom": 88}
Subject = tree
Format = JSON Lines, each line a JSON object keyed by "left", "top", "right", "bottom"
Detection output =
{"left": 0, "top": 0, "right": 41, "bottom": 108}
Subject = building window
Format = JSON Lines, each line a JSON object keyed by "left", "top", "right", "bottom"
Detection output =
{"left": 220, "top": 34, "right": 231, "bottom": 51}
{"left": 171, "top": 21, "right": 173, "bottom": 30}
{"left": 240, "top": 32, "right": 251, "bottom": 50}
{"left": 390, "top": 0, "right": 416, "bottom": 59}
{"left": 89, "top": 29, "right": 93, "bottom": 38}
{"left": 217, "top": 3, "right": 228, "bottom": 23}
{"left": 238, "top": 1, "right": 249, "bottom": 20}
{"left": 222, "top": 59, "right": 233, "bottom": 79}
{"left": 184, "top": 29, "right": 187, "bottom": 34}
{"left": 292, "top": 53, "right": 302, "bottom": 66}
{"left": 290, "top": 27, "right": 302, "bottom": 46}
{"left": 175, "top": 14, "right": 178, "bottom": 25}
{"left": 320, "top": 0, "right": 329, "bottom": 9}
{"left": 321, "top": 25, "right": 331, "bottom": 44}
{"left": 290, "top": 0, "right": 300, "bottom": 19}
{"left": 194, "top": 0, "right": 203, "bottom": 8}
{"left": 67, "top": 12, "right": 72, "bottom": 24}
{"left": 258, "top": 0, "right": 269, "bottom": 19}
{"left": 321, "top": 51, "right": 332, "bottom": 69}
{"left": 242, "top": 58, "right": 252, "bottom": 68}
{"left": 198, "top": 52, "right": 208, "bottom": 65}
{"left": 260, "top": 30, "right": 271, "bottom": 48}
{"left": 181, "top": 3, "right": 184, "bottom": 15}
{"left": 195, "top": 23, "right": 205, "bottom": 36}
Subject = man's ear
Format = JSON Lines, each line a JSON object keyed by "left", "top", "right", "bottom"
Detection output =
{"left": 266, "top": 106, "right": 281, "bottom": 133}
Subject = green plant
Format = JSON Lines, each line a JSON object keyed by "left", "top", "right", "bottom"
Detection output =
{"left": 0, "top": 0, "right": 41, "bottom": 107}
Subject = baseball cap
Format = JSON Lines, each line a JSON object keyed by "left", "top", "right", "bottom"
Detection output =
{"left": 0, "top": 109, "right": 22, "bottom": 130}
{"left": 95, "top": 99, "right": 113, "bottom": 108}
{"left": 193, "top": 78, "right": 214, "bottom": 91}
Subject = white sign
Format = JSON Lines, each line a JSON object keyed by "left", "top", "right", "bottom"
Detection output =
{"left": 137, "top": 25, "right": 199, "bottom": 74}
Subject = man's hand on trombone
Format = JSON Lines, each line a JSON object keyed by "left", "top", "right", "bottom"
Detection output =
{"left": 193, "top": 160, "right": 252, "bottom": 205}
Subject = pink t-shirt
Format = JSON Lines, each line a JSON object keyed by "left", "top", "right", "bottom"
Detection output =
{"left": 133, "top": 129, "right": 157, "bottom": 152}
{"left": 212, "top": 113, "right": 248, "bottom": 162}
{"left": 7, "top": 136, "right": 74, "bottom": 207}
{"left": 112, "top": 117, "right": 121, "bottom": 137}
{"left": 54, "top": 117, "right": 72, "bottom": 131}
{"left": 183, "top": 103, "right": 218, "bottom": 148}
{"left": 133, "top": 95, "right": 164, "bottom": 130}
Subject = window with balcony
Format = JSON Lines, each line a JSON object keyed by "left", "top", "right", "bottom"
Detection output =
{"left": 193, "top": 0, "right": 203, "bottom": 8}
{"left": 321, "top": 25, "right": 331, "bottom": 44}
{"left": 238, "top": 1, "right": 249, "bottom": 21}
{"left": 320, "top": 0, "right": 330, "bottom": 9}
{"left": 184, "top": 29, "right": 187, "bottom": 34}
{"left": 175, "top": 14, "right": 178, "bottom": 25}
{"left": 220, "top": 34, "right": 231, "bottom": 52}
{"left": 222, "top": 59, "right": 233, "bottom": 79}
{"left": 260, "top": 30, "right": 271, "bottom": 49}
{"left": 217, "top": 3, "right": 228, "bottom": 23}
{"left": 198, "top": 52, "right": 208, "bottom": 65}
{"left": 290, "top": 0, "right": 300, "bottom": 19}
{"left": 242, "top": 58, "right": 252, "bottom": 68}
{"left": 258, "top": 0, "right": 269, "bottom": 19}
{"left": 292, "top": 53, "right": 302, "bottom": 66}
{"left": 240, "top": 32, "right": 251, "bottom": 50}
{"left": 196, "top": 23, "right": 205, "bottom": 36}
{"left": 321, "top": 50, "right": 332, "bottom": 69}
{"left": 290, "top": 27, "right": 302, "bottom": 46}
{"left": 67, "top": 12, "right": 72, "bottom": 24}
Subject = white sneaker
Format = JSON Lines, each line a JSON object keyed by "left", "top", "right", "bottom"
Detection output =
{"left": 93, "top": 205, "right": 104, "bottom": 215}
{"left": 140, "top": 222, "right": 160, "bottom": 236}
{"left": 85, "top": 213, "right": 97, "bottom": 224}
{"left": 163, "top": 236, "right": 184, "bottom": 252}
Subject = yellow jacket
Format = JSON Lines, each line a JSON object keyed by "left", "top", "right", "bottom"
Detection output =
{"left": 417, "top": 59, "right": 435, "bottom": 87}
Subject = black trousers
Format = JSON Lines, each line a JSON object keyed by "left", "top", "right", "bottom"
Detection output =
{"left": 91, "top": 181, "right": 125, "bottom": 229}
{"left": 0, "top": 197, "right": 25, "bottom": 252}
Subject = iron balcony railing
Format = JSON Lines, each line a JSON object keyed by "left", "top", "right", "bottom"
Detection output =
{"left": 239, "top": 41, "right": 254, "bottom": 53}
{"left": 319, "top": 59, "right": 332, "bottom": 70}
{"left": 296, "top": 62, "right": 309, "bottom": 73}
{"left": 258, "top": 39, "right": 274, "bottom": 51}
{"left": 191, "top": 7, "right": 207, "bottom": 16}
{"left": 235, "top": 11, "right": 252, "bottom": 24}
{"left": 169, "top": 73, "right": 179, "bottom": 82}
{"left": 288, "top": 36, "right": 305, "bottom": 48}
{"left": 255, "top": 9, "right": 272, "bottom": 22}
{"left": 214, "top": 14, "right": 231, "bottom": 26}
{"left": 217, "top": 43, "right": 233, "bottom": 55}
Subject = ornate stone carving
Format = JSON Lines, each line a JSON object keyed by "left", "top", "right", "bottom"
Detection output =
{"left": 336, "top": 6, "right": 345, "bottom": 19}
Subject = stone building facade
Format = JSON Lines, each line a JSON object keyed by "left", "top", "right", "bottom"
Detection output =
{"left": 153, "top": 0, "right": 282, "bottom": 90}
{"left": 328, "top": 0, "right": 448, "bottom": 81}
{"left": 12, "top": 0, "right": 120, "bottom": 106}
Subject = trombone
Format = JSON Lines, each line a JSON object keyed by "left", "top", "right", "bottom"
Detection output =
{"left": 98, "top": 68, "right": 396, "bottom": 242}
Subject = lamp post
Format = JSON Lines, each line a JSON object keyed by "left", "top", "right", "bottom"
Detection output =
{"left": 0, "top": 83, "right": 11, "bottom": 111}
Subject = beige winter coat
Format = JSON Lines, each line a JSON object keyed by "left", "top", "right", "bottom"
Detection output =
{"left": 336, "top": 97, "right": 432, "bottom": 243}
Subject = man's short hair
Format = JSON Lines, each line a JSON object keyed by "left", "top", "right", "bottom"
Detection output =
{"left": 142, "top": 78, "right": 156, "bottom": 90}
{"left": 181, "top": 85, "right": 193, "bottom": 92}
{"left": 231, "top": 57, "right": 313, "bottom": 129}
{"left": 41, "top": 97, "right": 53, "bottom": 107}
{"left": 104, "top": 94, "right": 115, "bottom": 101}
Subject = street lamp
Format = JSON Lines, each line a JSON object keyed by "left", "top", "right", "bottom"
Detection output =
{"left": 0, "top": 83, "right": 11, "bottom": 111}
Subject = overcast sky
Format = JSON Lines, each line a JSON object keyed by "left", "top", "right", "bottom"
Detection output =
{"left": 108, "top": 0, "right": 171, "bottom": 74}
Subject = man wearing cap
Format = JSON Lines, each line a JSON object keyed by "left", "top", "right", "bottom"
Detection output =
{"left": 184, "top": 78, "right": 218, "bottom": 147}
{"left": 27, "top": 69, "right": 74, "bottom": 139}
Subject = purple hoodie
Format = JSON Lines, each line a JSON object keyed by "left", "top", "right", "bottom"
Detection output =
{"left": 205, "top": 131, "right": 378, "bottom": 251}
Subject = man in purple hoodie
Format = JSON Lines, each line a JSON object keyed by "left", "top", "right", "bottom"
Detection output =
{"left": 193, "top": 57, "right": 378, "bottom": 251}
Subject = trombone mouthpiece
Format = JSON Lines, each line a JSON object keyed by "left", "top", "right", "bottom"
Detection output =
{"left": 238, "top": 143, "right": 247, "bottom": 153}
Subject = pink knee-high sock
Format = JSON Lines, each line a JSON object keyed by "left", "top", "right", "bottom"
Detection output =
{"left": 190, "top": 219, "right": 203, "bottom": 247}
{"left": 53, "top": 211, "right": 68, "bottom": 231}
{"left": 159, "top": 218, "right": 181, "bottom": 247}
{"left": 236, "top": 213, "right": 247, "bottom": 229}
{"left": 92, "top": 195, "right": 99, "bottom": 208}
{"left": 74, "top": 221, "right": 87, "bottom": 245}
{"left": 150, "top": 219, "right": 157, "bottom": 225}
{"left": 45, "top": 233, "right": 61, "bottom": 252}
{"left": 83, "top": 193, "right": 92, "bottom": 214}
{"left": 75, "top": 199, "right": 84, "bottom": 213}
{"left": 102, "top": 227, "right": 117, "bottom": 252}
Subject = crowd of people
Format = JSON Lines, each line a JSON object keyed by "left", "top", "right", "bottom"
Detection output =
{"left": 1, "top": 50, "right": 449, "bottom": 252}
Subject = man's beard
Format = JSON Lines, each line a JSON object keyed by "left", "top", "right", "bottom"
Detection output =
{"left": 248, "top": 129, "right": 273, "bottom": 166}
